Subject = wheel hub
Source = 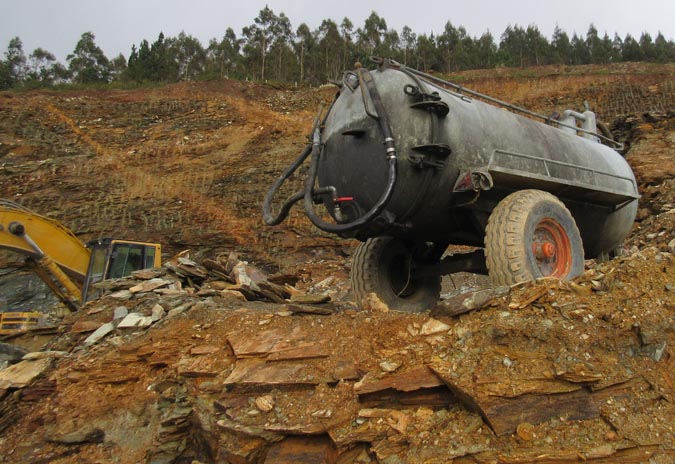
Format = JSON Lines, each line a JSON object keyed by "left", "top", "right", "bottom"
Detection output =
{"left": 532, "top": 218, "right": 572, "bottom": 277}
{"left": 533, "top": 241, "right": 556, "bottom": 259}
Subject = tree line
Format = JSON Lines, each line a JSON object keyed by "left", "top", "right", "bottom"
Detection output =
{"left": 1, "top": 7, "right": 674, "bottom": 90}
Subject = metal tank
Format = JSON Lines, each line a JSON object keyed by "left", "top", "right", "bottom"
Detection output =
{"left": 263, "top": 58, "right": 639, "bottom": 311}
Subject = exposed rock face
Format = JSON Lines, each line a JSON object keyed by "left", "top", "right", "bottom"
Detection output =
{"left": 0, "top": 268, "right": 58, "bottom": 312}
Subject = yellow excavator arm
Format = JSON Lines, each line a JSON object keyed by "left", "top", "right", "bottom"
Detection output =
{"left": 0, "top": 200, "right": 91, "bottom": 280}
{"left": 1, "top": 199, "right": 161, "bottom": 311}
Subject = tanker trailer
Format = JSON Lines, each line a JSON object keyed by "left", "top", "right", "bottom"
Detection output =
{"left": 263, "top": 58, "right": 638, "bottom": 312}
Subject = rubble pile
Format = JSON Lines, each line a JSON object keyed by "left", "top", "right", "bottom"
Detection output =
{"left": 0, "top": 242, "right": 673, "bottom": 463}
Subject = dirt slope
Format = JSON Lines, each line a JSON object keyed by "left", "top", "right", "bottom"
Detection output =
{"left": 0, "top": 63, "right": 674, "bottom": 463}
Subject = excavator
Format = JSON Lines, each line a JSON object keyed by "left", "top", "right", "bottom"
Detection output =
{"left": 0, "top": 199, "right": 161, "bottom": 312}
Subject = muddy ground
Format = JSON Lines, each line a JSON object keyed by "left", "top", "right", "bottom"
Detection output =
{"left": 0, "top": 62, "right": 674, "bottom": 463}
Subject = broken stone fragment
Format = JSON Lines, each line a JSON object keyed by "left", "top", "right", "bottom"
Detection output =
{"left": 0, "top": 358, "right": 52, "bottom": 389}
{"left": 232, "top": 261, "right": 268, "bottom": 291}
{"left": 201, "top": 280, "right": 231, "bottom": 291}
{"left": 45, "top": 425, "right": 105, "bottom": 444}
{"left": 83, "top": 322, "right": 115, "bottom": 346}
{"left": 289, "top": 293, "right": 331, "bottom": 304}
{"left": 176, "top": 256, "right": 210, "bottom": 278}
{"left": 286, "top": 304, "right": 333, "bottom": 315}
{"left": 196, "top": 288, "right": 219, "bottom": 297}
{"left": 129, "top": 278, "right": 172, "bottom": 294}
{"left": 432, "top": 286, "right": 509, "bottom": 317}
{"left": 113, "top": 306, "right": 129, "bottom": 320}
{"left": 379, "top": 361, "right": 401, "bottom": 373}
{"left": 220, "top": 289, "right": 247, "bottom": 301}
{"left": 175, "top": 357, "right": 219, "bottom": 377}
{"left": 110, "top": 289, "right": 133, "bottom": 300}
{"left": 645, "top": 341, "right": 668, "bottom": 362}
{"left": 361, "top": 293, "right": 389, "bottom": 313}
{"left": 420, "top": 318, "right": 451, "bottom": 336}
{"left": 131, "top": 267, "right": 167, "bottom": 280}
{"left": 22, "top": 351, "right": 69, "bottom": 360}
{"left": 255, "top": 394, "right": 275, "bottom": 412}
{"left": 154, "top": 287, "right": 186, "bottom": 296}
{"left": 70, "top": 320, "right": 101, "bottom": 333}
{"left": 118, "top": 312, "right": 153, "bottom": 328}
{"left": 167, "top": 302, "right": 193, "bottom": 319}
{"left": 151, "top": 304, "right": 166, "bottom": 322}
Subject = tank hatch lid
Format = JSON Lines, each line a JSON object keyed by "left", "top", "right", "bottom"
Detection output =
{"left": 486, "top": 149, "right": 639, "bottom": 208}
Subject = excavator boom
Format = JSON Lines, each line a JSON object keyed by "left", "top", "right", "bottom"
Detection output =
{"left": 0, "top": 200, "right": 90, "bottom": 281}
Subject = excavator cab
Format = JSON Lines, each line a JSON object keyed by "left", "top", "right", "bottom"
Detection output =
{"left": 82, "top": 239, "right": 162, "bottom": 302}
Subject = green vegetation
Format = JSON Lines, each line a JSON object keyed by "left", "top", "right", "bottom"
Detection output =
{"left": 1, "top": 8, "right": 674, "bottom": 90}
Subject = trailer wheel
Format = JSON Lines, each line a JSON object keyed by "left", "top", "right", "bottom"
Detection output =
{"left": 485, "top": 190, "right": 584, "bottom": 285}
{"left": 351, "top": 237, "right": 441, "bottom": 312}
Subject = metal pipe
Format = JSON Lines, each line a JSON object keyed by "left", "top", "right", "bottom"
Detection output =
{"left": 394, "top": 61, "right": 621, "bottom": 149}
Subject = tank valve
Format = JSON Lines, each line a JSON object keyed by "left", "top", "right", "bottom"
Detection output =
{"left": 333, "top": 197, "right": 354, "bottom": 223}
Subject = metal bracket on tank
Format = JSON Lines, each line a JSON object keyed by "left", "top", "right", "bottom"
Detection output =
{"left": 404, "top": 84, "right": 450, "bottom": 117}
{"left": 408, "top": 154, "right": 444, "bottom": 169}
{"left": 409, "top": 143, "right": 452, "bottom": 169}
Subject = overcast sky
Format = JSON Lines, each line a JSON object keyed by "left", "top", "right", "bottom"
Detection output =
{"left": 1, "top": 0, "right": 674, "bottom": 63}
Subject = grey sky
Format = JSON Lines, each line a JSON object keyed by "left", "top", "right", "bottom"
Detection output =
{"left": 1, "top": 0, "right": 673, "bottom": 64}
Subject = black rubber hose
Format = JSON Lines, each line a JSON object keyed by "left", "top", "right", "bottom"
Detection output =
{"left": 262, "top": 143, "right": 312, "bottom": 226}
{"left": 263, "top": 105, "right": 329, "bottom": 226}
{"left": 302, "top": 67, "right": 398, "bottom": 234}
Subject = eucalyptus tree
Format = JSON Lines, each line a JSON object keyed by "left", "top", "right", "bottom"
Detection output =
{"left": 401, "top": 26, "right": 417, "bottom": 66}
{"left": 525, "top": 25, "right": 549, "bottom": 66}
{"left": 318, "top": 19, "right": 343, "bottom": 80}
{"left": 294, "top": 23, "right": 315, "bottom": 84}
{"left": 552, "top": 26, "right": 572, "bottom": 64}
{"left": 242, "top": 6, "right": 280, "bottom": 80}
{"left": 571, "top": 33, "right": 590, "bottom": 64}
{"left": 67, "top": 32, "right": 111, "bottom": 83}
{"left": 621, "top": 34, "right": 643, "bottom": 61}
{"left": 357, "top": 11, "right": 387, "bottom": 59}
{"left": 500, "top": 25, "right": 527, "bottom": 67}
{"left": 207, "top": 28, "right": 243, "bottom": 79}
{"left": 170, "top": 32, "right": 206, "bottom": 80}
{"left": 1, "top": 37, "right": 28, "bottom": 88}
{"left": 340, "top": 18, "right": 355, "bottom": 70}
{"left": 27, "top": 48, "right": 67, "bottom": 85}
{"left": 269, "top": 12, "right": 294, "bottom": 81}
{"left": 639, "top": 32, "right": 655, "bottom": 61}
{"left": 475, "top": 31, "right": 497, "bottom": 69}
{"left": 415, "top": 33, "right": 437, "bottom": 71}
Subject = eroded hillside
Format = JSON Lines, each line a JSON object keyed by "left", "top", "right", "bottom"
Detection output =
{"left": 0, "top": 63, "right": 674, "bottom": 463}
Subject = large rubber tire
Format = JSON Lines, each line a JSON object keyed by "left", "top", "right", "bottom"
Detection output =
{"left": 351, "top": 237, "right": 441, "bottom": 312}
{"left": 485, "top": 190, "right": 584, "bottom": 286}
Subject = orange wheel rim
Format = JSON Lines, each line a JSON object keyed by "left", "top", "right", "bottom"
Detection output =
{"left": 531, "top": 218, "right": 572, "bottom": 278}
